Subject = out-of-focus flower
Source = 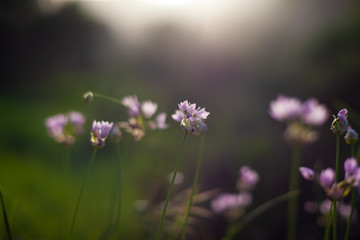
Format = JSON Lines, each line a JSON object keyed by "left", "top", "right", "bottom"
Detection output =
{"left": 45, "top": 111, "right": 86, "bottom": 146}
{"left": 319, "top": 168, "right": 335, "bottom": 188}
{"left": 319, "top": 199, "right": 332, "bottom": 216}
{"left": 120, "top": 95, "right": 168, "bottom": 141}
{"left": 90, "top": 120, "right": 113, "bottom": 148}
{"left": 301, "top": 99, "right": 329, "bottom": 126}
{"left": 141, "top": 101, "right": 158, "bottom": 119}
{"left": 238, "top": 166, "right": 260, "bottom": 190}
{"left": 303, "top": 201, "right": 318, "bottom": 213}
{"left": 326, "top": 184, "right": 345, "bottom": 200}
{"left": 345, "top": 126, "right": 358, "bottom": 144}
{"left": 269, "top": 95, "right": 328, "bottom": 144}
{"left": 168, "top": 171, "right": 184, "bottom": 185}
{"left": 122, "top": 95, "right": 140, "bottom": 117}
{"left": 344, "top": 158, "right": 360, "bottom": 187}
{"left": 211, "top": 193, "right": 252, "bottom": 214}
{"left": 299, "top": 167, "right": 315, "bottom": 180}
{"left": 172, "top": 100, "right": 209, "bottom": 135}
{"left": 331, "top": 108, "right": 349, "bottom": 135}
{"left": 268, "top": 95, "right": 302, "bottom": 122}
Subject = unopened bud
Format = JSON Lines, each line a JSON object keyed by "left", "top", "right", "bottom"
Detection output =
{"left": 83, "top": 91, "right": 94, "bottom": 103}
{"left": 345, "top": 126, "right": 358, "bottom": 144}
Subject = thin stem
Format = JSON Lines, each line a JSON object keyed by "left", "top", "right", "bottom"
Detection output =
{"left": 94, "top": 93, "right": 123, "bottom": 106}
{"left": 344, "top": 144, "right": 356, "bottom": 240}
{"left": 287, "top": 144, "right": 301, "bottom": 240}
{"left": 333, "top": 135, "right": 340, "bottom": 240}
{"left": 0, "top": 190, "right": 13, "bottom": 240}
{"left": 181, "top": 134, "right": 205, "bottom": 240}
{"left": 69, "top": 147, "right": 98, "bottom": 240}
{"left": 156, "top": 131, "right": 188, "bottom": 240}
{"left": 324, "top": 201, "right": 334, "bottom": 240}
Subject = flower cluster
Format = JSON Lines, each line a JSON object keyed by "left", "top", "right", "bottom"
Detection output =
{"left": 211, "top": 166, "right": 259, "bottom": 219}
{"left": 119, "top": 95, "right": 168, "bottom": 141}
{"left": 45, "top": 111, "right": 86, "bottom": 146}
{"left": 300, "top": 157, "right": 360, "bottom": 200}
{"left": 269, "top": 95, "right": 329, "bottom": 144}
{"left": 90, "top": 120, "right": 114, "bottom": 148}
{"left": 331, "top": 109, "right": 349, "bottom": 135}
{"left": 172, "top": 100, "right": 209, "bottom": 135}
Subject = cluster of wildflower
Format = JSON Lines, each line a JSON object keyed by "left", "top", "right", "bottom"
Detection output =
{"left": 269, "top": 95, "right": 329, "bottom": 144}
{"left": 211, "top": 166, "right": 259, "bottom": 220}
{"left": 119, "top": 95, "right": 168, "bottom": 141}
{"left": 45, "top": 111, "right": 86, "bottom": 146}
{"left": 304, "top": 200, "right": 357, "bottom": 225}
{"left": 172, "top": 100, "right": 209, "bottom": 135}
{"left": 299, "top": 157, "right": 360, "bottom": 200}
{"left": 90, "top": 120, "right": 114, "bottom": 148}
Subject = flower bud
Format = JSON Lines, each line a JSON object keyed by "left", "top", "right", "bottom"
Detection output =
{"left": 331, "top": 115, "right": 348, "bottom": 135}
{"left": 83, "top": 91, "right": 94, "bottom": 103}
{"left": 345, "top": 126, "right": 358, "bottom": 144}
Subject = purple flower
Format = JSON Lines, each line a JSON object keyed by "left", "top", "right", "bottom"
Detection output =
{"left": 211, "top": 193, "right": 252, "bottom": 213}
{"left": 173, "top": 100, "right": 210, "bottom": 135}
{"left": 331, "top": 109, "right": 349, "bottom": 135}
{"left": 69, "top": 111, "right": 86, "bottom": 134}
{"left": 344, "top": 158, "right": 358, "bottom": 174}
{"left": 90, "top": 120, "right": 114, "bottom": 148}
{"left": 319, "top": 168, "right": 335, "bottom": 188}
{"left": 122, "top": 95, "right": 140, "bottom": 117}
{"left": 326, "top": 184, "right": 345, "bottom": 200}
{"left": 45, "top": 111, "right": 86, "bottom": 146}
{"left": 345, "top": 126, "right": 358, "bottom": 144}
{"left": 299, "top": 167, "right": 315, "bottom": 180}
{"left": 344, "top": 158, "right": 360, "bottom": 187}
{"left": 238, "top": 166, "right": 260, "bottom": 190}
{"left": 155, "top": 113, "right": 169, "bottom": 129}
{"left": 268, "top": 95, "right": 302, "bottom": 122}
{"left": 319, "top": 199, "right": 332, "bottom": 216}
{"left": 141, "top": 101, "right": 158, "bottom": 119}
{"left": 301, "top": 99, "right": 329, "bottom": 126}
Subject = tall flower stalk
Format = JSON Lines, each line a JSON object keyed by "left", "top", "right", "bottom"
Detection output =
{"left": 269, "top": 95, "right": 328, "bottom": 240}
{"left": 69, "top": 120, "right": 113, "bottom": 240}
{"left": 156, "top": 100, "right": 209, "bottom": 240}
{"left": 181, "top": 133, "right": 205, "bottom": 240}
{"left": 344, "top": 127, "right": 358, "bottom": 240}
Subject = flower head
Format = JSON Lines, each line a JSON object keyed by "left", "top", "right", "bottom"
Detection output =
{"left": 345, "top": 126, "right": 358, "bottom": 145}
{"left": 319, "top": 168, "right": 335, "bottom": 188}
{"left": 301, "top": 99, "right": 329, "bottom": 126}
{"left": 238, "top": 166, "right": 260, "bottom": 190}
{"left": 344, "top": 158, "right": 360, "bottom": 187}
{"left": 268, "top": 95, "right": 302, "bottom": 122}
{"left": 299, "top": 167, "right": 315, "bottom": 180}
{"left": 211, "top": 193, "right": 252, "bottom": 214}
{"left": 141, "top": 101, "right": 158, "bottom": 119}
{"left": 45, "top": 111, "right": 86, "bottom": 146}
{"left": 122, "top": 95, "right": 140, "bottom": 117}
{"left": 90, "top": 120, "right": 113, "bottom": 148}
{"left": 331, "top": 108, "right": 349, "bottom": 135}
{"left": 173, "top": 100, "right": 209, "bottom": 135}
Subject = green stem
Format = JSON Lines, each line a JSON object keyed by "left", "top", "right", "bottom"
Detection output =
{"left": 324, "top": 201, "right": 334, "bottom": 240}
{"left": 156, "top": 131, "right": 188, "bottom": 240}
{"left": 94, "top": 93, "right": 123, "bottom": 106}
{"left": 344, "top": 144, "right": 356, "bottom": 240}
{"left": 181, "top": 134, "right": 205, "bottom": 240}
{"left": 69, "top": 147, "right": 98, "bottom": 240}
{"left": 333, "top": 135, "right": 340, "bottom": 240}
{"left": 287, "top": 144, "right": 301, "bottom": 240}
{"left": 0, "top": 190, "right": 13, "bottom": 240}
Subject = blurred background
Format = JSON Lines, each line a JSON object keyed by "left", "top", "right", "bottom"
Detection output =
{"left": 1, "top": 0, "right": 360, "bottom": 239}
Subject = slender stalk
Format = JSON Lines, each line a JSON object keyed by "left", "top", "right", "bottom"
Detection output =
{"left": 333, "top": 135, "right": 340, "bottom": 240}
{"left": 344, "top": 144, "right": 356, "bottom": 240}
{"left": 114, "top": 140, "right": 126, "bottom": 232}
{"left": 69, "top": 147, "right": 98, "bottom": 240}
{"left": 0, "top": 190, "right": 13, "bottom": 240}
{"left": 181, "top": 134, "right": 205, "bottom": 240}
{"left": 156, "top": 131, "right": 188, "bottom": 240}
{"left": 287, "top": 144, "right": 301, "bottom": 240}
{"left": 324, "top": 201, "right": 334, "bottom": 240}
{"left": 94, "top": 93, "right": 123, "bottom": 105}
